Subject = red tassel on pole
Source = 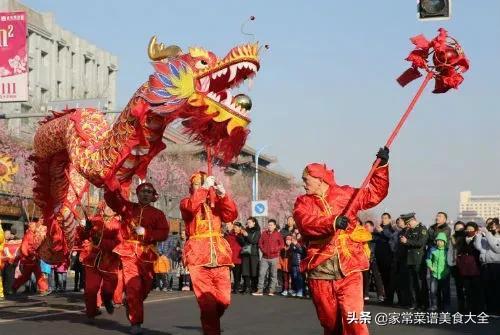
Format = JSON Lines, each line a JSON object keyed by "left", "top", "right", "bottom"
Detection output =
{"left": 342, "top": 29, "right": 469, "bottom": 217}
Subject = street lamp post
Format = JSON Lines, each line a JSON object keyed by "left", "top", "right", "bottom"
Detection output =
{"left": 253, "top": 145, "right": 269, "bottom": 201}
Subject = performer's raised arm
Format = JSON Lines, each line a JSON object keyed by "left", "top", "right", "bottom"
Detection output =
{"left": 353, "top": 147, "right": 390, "bottom": 211}
{"left": 104, "top": 189, "right": 132, "bottom": 216}
{"left": 213, "top": 182, "right": 238, "bottom": 223}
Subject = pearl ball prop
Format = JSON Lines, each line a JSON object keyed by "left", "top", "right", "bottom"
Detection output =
{"left": 233, "top": 94, "right": 252, "bottom": 111}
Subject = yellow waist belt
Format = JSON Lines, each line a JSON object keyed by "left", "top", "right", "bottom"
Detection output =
{"left": 190, "top": 232, "right": 223, "bottom": 239}
{"left": 124, "top": 239, "right": 157, "bottom": 252}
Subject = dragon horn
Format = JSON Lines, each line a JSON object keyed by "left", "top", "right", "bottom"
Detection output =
{"left": 148, "top": 36, "right": 183, "bottom": 61}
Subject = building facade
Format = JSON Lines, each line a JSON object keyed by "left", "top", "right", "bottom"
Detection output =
{"left": 0, "top": 0, "right": 117, "bottom": 234}
{"left": 459, "top": 191, "right": 500, "bottom": 223}
{"left": 0, "top": 0, "right": 118, "bottom": 137}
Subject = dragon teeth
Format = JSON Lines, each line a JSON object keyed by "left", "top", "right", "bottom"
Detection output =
{"left": 211, "top": 68, "right": 228, "bottom": 80}
{"left": 229, "top": 64, "right": 238, "bottom": 82}
{"left": 248, "top": 77, "right": 254, "bottom": 90}
{"left": 200, "top": 76, "right": 210, "bottom": 92}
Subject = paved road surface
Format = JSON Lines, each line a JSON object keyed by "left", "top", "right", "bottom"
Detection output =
{"left": 0, "top": 291, "right": 498, "bottom": 334}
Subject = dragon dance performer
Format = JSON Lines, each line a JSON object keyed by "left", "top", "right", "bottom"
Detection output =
{"left": 180, "top": 172, "right": 238, "bottom": 335}
{"left": 11, "top": 220, "right": 50, "bottom": 296}
{"left": 2, "top": 229, "right": 21, "bottom": 296}
{"left": 79, "top": 205, "right": 122, "bottom": 320}
{"left": 293, "top": 148, "right": 389, "bottom": 335}
{"left": 105, "top": 183, "right": 169, "bottom": 335}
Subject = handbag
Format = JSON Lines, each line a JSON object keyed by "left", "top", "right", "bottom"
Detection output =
{"left": 240, "top": 244, "right": 252, "bottom": 256}
{"left": 456, "top": 253, "right": 480, "bottom": 277}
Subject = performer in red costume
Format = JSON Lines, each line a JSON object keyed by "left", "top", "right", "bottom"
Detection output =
{"left": 293, "top": 148, "right": 390, "bottom": 335}
{"left": 180, "top": 172, "right": 238, "bottom": 335}
{"left": 105, "top": 183, "right": 169, "bottom": 335}
{"left": 80, "top": 205, "right": 122, "bottom": 320}
{"left": 12, "top": 221, "right": 49, "bottom": 295}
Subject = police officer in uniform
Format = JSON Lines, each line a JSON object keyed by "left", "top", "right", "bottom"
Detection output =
{"left": 399, "top": 213, "right": 428, "bottom": 310}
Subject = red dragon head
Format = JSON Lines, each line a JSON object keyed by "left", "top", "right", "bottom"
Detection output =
{"left": 139, "top": 36, "right": 260, "bottom": 163}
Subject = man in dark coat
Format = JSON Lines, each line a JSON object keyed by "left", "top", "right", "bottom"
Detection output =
{"left": 400, "top": 213, "right": 428, "bottom": 310}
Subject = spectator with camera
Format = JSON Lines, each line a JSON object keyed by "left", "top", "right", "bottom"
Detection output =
{"left": 456, "top": 221, "right": 483, "bottom": 313}
{"left": 240, "top": 217, "right": 261, "bottom": 294}
{"left": 473, "top": 218, "right": 500, "bottom": 315}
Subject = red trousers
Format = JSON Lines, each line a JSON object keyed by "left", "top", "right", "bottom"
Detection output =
{"left": 190, "top": 266, "right": 231, "bottom": 335}
{"left": 84, "top": 266, "right": 118, "bottom": 317}
{"left": 122, "top": 256, "right": 154, "bottom": 325}
{"left": 96, "top": 269, "right": 124, "bottom": 307}
{"left": 309, "top": 272, "right": 368, "bottom": 335}
{"left": 114, "top": 269, "right": 124, "bottom": 304}
{"left": 12, "top": 263, "right": 48, "bottom": 293}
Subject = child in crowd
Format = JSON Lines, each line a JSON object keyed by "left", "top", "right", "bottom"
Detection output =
{"left": 39, "top": 259, "right": 53, "bottom": 292}
{"left": 279, "top": 235, "right": 293, "bottom": 296}
{"left": 426, "top": 232, "right": 450, "bottom": 312}
{"left": 154, "top": 252, "right": 172, "bottom": 291}
{"left": 55, "top": 261, "right": 68, "bottom": 292}
{"left": 290, "top": 235, "right": 306, "bottom": 298}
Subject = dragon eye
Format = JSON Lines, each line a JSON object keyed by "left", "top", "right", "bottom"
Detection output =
{"left": 195, "top": 59, "right": 209, "bottom": 69}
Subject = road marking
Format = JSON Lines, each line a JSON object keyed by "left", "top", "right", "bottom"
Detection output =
{"left": 17, "top": 306, "right": 49, "bottom": 312}
{"left": 0, "top": 294, "right": 194, "bottom": 324}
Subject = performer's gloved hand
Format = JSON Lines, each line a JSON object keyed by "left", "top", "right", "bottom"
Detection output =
{"left": 202, "top": 176, "right": 216, "bottom": 189}
{"left": 85, "top": 219, "right": 92, "bottom": 231}
{"left": 215, "top": 183, "right": 226, "bottom": 197}
{"left": 376, "top": 146, "right": 390, "bottom": 165}
{"left": 135, "top": 226, "right": 145, "bottom": 236}
{"left": 334, "top": 216, "right": 349, "bottom": 230}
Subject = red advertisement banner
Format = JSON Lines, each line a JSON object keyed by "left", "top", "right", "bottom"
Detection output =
{"left": 0, "top": 11, "right": 28, "bottom": 102}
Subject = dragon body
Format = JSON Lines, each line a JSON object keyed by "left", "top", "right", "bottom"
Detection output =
{"left": 33, "top": 38, "right": 260, "bottom": 263}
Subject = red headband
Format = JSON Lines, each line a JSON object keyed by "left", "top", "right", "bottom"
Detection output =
{"left": 305, "top": 163, "right": 335, "bottom": 187}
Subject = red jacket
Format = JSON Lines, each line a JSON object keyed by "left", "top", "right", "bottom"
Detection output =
{"left": 293, "top": 165, "right": 389, "bottom": 276}
{"left": 180, "top": 188, "right": 238, "bottom": 267}
{"left": 225, "top": 231, "right": 243, "bottom": 265}
{"left": 105, "top": 190, "right": 170, "bottom": 263}
{"left": 80, "top": 215, "right": 122, "bottom": 273}
{"left": 259, "top": 230, "right": 284, "bottom": 259}
{"left": 19, "top": 229, "right": 39, "bottom": 265}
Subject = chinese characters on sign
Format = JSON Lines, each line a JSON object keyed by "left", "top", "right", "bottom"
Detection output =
{"left": 0, "top": 11, "right": 27, "bottom": 102}
{"left": 346, "top": 311, "right": 490, "bottom": 326}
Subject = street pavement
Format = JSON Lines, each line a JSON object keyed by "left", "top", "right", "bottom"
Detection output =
{"left": 0, "top": 291, "right": 499, "bottom": 335}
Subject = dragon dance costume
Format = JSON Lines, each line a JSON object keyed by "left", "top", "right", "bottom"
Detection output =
{"left": 294, "top": 163, "right": 389, "bottom": 335}
{"left": 180, "top": 172, "right": 238, "bottom": 335}
{"left": 104, "top": 183, "right": 169, "bottom": 328}
{"left": 30, "top": 33, "right": 260, "bottom": 334}
{"left": 12, "top": 221, "right": 49, "bottom": 294}
{"left": 79, "top": 211, "right": 122, "bottom": 318}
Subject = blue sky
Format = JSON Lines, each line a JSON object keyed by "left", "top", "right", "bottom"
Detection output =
{"left": 20, "top": 1, "right": 500, "bottom": 225}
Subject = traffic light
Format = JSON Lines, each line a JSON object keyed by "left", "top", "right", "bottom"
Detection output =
{"left": 418, "top": 0, "right": 451, "bottom": 21}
